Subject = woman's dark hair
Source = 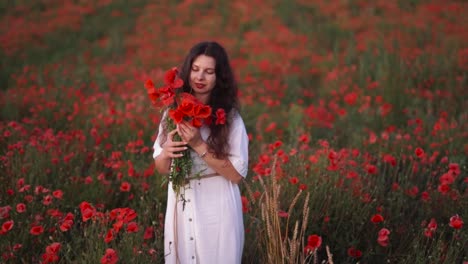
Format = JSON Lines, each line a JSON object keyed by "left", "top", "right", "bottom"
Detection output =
{"left": 161, "top": 41, "right": 239, "bottom": 159}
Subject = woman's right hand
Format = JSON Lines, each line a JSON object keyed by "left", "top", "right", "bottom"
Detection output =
{"left": 160, "top": 129, "right": 188, "bottom": 159}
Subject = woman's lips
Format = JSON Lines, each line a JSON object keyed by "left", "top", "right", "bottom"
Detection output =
{"left": 195, "top": 83, "right": 205, "bottom": 89}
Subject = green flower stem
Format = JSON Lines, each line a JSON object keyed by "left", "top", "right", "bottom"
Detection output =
{"left": 166, "top": 116, "right": 192, "bottom": 196}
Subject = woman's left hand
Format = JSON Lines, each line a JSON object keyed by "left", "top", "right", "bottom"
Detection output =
{"left": 177, "top": 121, "right": 204, "bottom": 148}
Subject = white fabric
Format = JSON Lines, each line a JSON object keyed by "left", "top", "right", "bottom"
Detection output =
{"left": 153, "top": 111, "right": 248, "bottom": 264}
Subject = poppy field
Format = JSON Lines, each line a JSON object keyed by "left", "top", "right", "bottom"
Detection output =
{"left": 0, "top": 0, "right": 467, "bottom": 263}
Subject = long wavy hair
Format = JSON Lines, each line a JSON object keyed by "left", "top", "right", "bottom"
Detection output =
{"left": 160, "top": 41, "right": 240, "bottom": 159}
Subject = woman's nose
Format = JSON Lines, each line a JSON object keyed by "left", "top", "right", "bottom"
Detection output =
{"left": 196, "top": 71, "right": 205, "bottom": 80}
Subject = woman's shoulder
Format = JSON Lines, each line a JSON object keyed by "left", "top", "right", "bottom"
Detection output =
{"left": 229, "top": 109, "right": 245, "bottom": 128}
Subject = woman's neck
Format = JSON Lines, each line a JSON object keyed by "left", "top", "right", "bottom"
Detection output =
{"left": 195, "top": 94, "right": 210, "bottom": 105}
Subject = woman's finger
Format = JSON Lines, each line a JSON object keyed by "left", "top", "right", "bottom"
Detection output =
{"left": 170, "top": 141, "right": 188, "bottom": 147}
{"left": 169, "top": 145, "right": 188, "bottom": 153}
{"left": 168, "top": 129, "right": 178, "bottom": 141}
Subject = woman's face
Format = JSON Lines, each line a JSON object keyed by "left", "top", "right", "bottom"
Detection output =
{"left": 190, "top": 55, "right": 216, "bottom": 101}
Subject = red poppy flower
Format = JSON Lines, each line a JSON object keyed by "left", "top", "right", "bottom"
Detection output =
{"left": 427, "top": 218, "right": 437, "bottom": 231}
{"left": 437, "top": 184, "right": 450, "bottom": 194}
{"left": 377, "top": 228, "right": 390, "bottom": 247}
{"left": 42, "top": 195, "right": 53, "bottom": 206}
{"left": 1, "top": 220, "right": 14, "bottom": 233}
{"left": 101, "top": 248, "right": 118, "bottom": 264}
{"left": 123, "top": 210, "right": 137, "bottom": 223}
{"left": 278, "top": 210, "right": 288, "bottom": 218}
{"left": 160, "top": 87, "right": 175, "bottom": 106}
{"left": 344, "top": 92, "right": 358, "bottom": 105}
{"left": 448, "top": 163, "right": 460, "bottom": 176}
{"left": 30, "top": 225, "right": 44, "bottom": 235}
{"left": 169, "top": 109, "right": 184, "bottom": 124}
{"left": 289, "top": 177, "right": 299, "bottom": 185}
{"left": 383, "top": 154, "right": 397, "bottom": 166}
{"left": 449, "top": 215, "right": 463, "bottom": 229}
{"left": 126, "top": 222, "right": 139, "bottom": 233}
{"left": 143, "top": 226, "right": 154, "bottom": 240}
{"left": 421, "top": 191, "right": 430, "bottom": 201}
{"left": 415, "top": 147, "right": 425, "bottom": 158}
{"left": 191, "top": 118, "right": 203, "bottom": 128}
{"left": 164, "top": 67, "right": 183, "bottom": 89}
{"left": 64, "top": 212, "right": 74, "bottom": 221}
{"left": 194, "top": 104, "right": 212, "bottom": 119}
{"left": 45, "top": 242, "right": 61, "bottom": 255}
{"left": 60, "top": 219, "right": 73, "bottom": 232}
{"left": 371, "top": 214, "right": 384, "bottom": 223}
{"left": 347, "top": 247, "right": 362, "bottom": 258}
{"left": 439, "top": 173, "right": 455, "bottom": 185}
{"left": 16, "top": 203, "right": 26, "bottom": 213}
{"left": 178, "top": 99, "right": 195, "bottom": 116}
{"left": 215, "top": 108, "right": 226, "bottom": 125}
{"left": 144, "top": 79, "right": 155, "bottom": 90}
{"left": 41, "top": 253, "right": 59, "bottom": 263}
{"left": 241, "top": 196, "right": 249, "bottom": 213}
{"left": 104, "top": 229, "right": 114, "bottom": 243}
{"left": 120, "top": 182, "right": 131, "bottom": 192}
{"left": 307, "top": 234, "right": 322, "bottom": 250}
{"left": 365, "top": 164, "right": 377, "bottom": 174}
{"left": 52, "top": 190, "right": 63, "bottom": 199}
{"left": 113, "top": 220, "right": 123, "bottom": 233}
{"left": 79, "top": 201, "right": 96, "bottom": 222}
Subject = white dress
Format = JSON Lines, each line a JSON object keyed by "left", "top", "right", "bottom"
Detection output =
{"left": 153, "top": 111, "right": 249, "bottom": 264}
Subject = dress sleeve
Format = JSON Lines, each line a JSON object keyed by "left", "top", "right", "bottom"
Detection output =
{"left": 152, "top": 111, "right": 167, "bottom": 159}
{"left": 227, "top": 113, "right": 249, "bottom": 177}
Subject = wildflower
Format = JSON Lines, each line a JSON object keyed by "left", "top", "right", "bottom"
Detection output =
{"left": 30, "top": 225, "right": 44, "bottom": 235}
{"left": 289, "top": 177, "right": 299, "bottom": 185}
{"left": 120, "top": 182, "right": 131, "bottom": 192}
{"left": 143, "top": 226, "right": 154, "bottom": 240}
{"left": 414, "top": 147, "right": 425, "bottom": 158}
{"left": 1, "top": 220, "right": 14, "bottom": 234}
{"left": 101, "top": 248, "right": 118, "bottom": 264}
{"left": 104, "top": 229, "right": 114, "bottom": 243}
{"left": 449, "top": 215, "right": 463, "bottom": 229}
{"left": 79, "top": 201, "right": 96, "bottom": 222}
{"left": 126, "top": 222, "right": 139, "bottom": 233}
{"left": 347, "top": 247, "right": 362, "bottom": 258}
{"left": 377, "top": 228, "right": 390, "bottom": 247}
{"left": 371, "top": 214, "right": 384, "bottom": 224}
{"left": 16, "top": 203, "right": 26, "bottom": 213}
{"left": 306, "top": 234, "right": 322, "bottom": 252}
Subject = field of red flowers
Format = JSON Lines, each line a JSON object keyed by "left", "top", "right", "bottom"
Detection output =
{"left": 0, "top": 0, "right": 467, "bottom": 263}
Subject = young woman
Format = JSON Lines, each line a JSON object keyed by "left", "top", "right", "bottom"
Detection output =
{"left": 153, "top": 41, "right": 249, "bottom": 264}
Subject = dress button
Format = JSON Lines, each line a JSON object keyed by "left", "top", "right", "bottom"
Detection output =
{"left": 190, "top": 237, "right": 194, "bottom": 240}
{"left": 189, "top": 218, "right": 192, "bottom": 222}
{"left": 192, "top": 256, "right": 195, "bottom": 259}
{"left": 187, "top": 199, "right": 191, "bottom": 202}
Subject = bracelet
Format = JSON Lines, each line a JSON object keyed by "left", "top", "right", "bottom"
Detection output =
{"left": 199, "top": 151, "right": 207, "bottom": 158}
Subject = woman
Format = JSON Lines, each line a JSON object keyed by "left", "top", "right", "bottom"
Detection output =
{"left": 153, "top": 41, "right": 249, "bottom": 264}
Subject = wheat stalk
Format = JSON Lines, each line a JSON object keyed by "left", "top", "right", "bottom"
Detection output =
{"left": 326, "top": 245, "right": 334, "bottom": 264}
{"left": 257, "top": 155, "right": 333, "bottom": 264}
{"left": 288, "top": 221, "right": 299, "bottom": 263}
{"left": 243, "top": 179, "right": 257, "bottom": 205}
{"left": 285, "top": 190, "right": 302, "bottom": 241}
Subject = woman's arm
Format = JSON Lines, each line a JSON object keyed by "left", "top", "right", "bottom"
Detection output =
{"left": 191, "top": 142, "right": 243, "bottom": 184}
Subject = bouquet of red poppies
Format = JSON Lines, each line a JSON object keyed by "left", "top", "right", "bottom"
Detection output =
{"left": 144, "top": 67, "right": 226, "bottom": 196}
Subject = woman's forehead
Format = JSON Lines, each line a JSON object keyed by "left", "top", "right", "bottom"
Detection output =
{"left": 192, "top": 55, "right": 216, "bottom": 68}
